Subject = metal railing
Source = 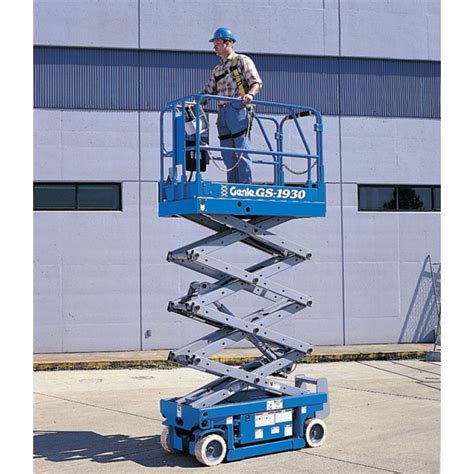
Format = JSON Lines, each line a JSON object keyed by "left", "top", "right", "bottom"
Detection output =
{"left": 159, "top": 94, "right": 324, "bottom": 197}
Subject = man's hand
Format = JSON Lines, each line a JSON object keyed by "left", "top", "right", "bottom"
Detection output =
{"left": 242, "top": 93, "right": 254, "bottom": 106}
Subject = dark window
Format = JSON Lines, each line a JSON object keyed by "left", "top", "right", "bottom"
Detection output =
{"left": 34, "top": 183, "right": 122, "bottom": 211}
{"left": 34, "top": 184, "right": 76, "bottom": 210}
{"left": 358, "top": 185, "right": 440, "bottom": 212}
{"left": 77, "top": 184, "right": 121, "bottom": 210}
{"left": 433, "top": 187, "right": 441, "bottom": 211}
{"left": 358, "top": 186, "right": 396, "bottom": 211}
{"left": 398, "top": 187, "right": 432, "bottom": 210}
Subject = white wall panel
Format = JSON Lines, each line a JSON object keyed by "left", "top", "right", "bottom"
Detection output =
{"left": 140, "top": 0, "right": 340, "bottom": 56}
{"left": 34, "top": 0, "right": 138, "bottom": 48}
{"left": 34, "top": 110, "right": 139, "bottom": 181}
{"left": 34, "top": 264, "right": 62, "bottom": 352}
{"left": 398, "top": 214, "right": 440, "bottom": 263}
{"left": 341, "top": 117, "right": 440, "bottom": 185}
{"left": 340, "top": 0, "right": 440, "bottom": 60}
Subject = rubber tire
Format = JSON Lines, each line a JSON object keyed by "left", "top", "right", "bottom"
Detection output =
{"left": 304, "top": 418, "right": 327, "bottom": 448}
{"left": 160, "top": 426, "right": 178, "bottom": 454}
{"left": 194, "top": 433, "right": 227, "bottom": 466}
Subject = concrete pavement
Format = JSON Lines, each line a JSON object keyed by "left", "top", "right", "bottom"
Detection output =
{"left": 34, "top": 359, "right": 440, "bottom": 473}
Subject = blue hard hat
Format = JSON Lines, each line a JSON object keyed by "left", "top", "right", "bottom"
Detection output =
{"left": 209, "top": 27, "right": 236, "bottom": 43}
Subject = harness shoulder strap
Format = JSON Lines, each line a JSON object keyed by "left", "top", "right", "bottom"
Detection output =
{"left": 213, "top": 66, "right": 223, "bottom": 83}
{"left": 230, "top": 55, "right": 247, "bottom": 98}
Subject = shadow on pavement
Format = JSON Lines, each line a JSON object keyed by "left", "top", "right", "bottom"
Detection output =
{"left": 33, "top": 430, "right": 201, "bottom": 468}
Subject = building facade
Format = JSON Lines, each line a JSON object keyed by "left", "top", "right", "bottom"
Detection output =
{"left": 34, "top": 0, "right": 441, "bottom": 353}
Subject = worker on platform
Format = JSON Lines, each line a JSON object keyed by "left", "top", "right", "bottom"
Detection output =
{"left": 201, "top": 27, "right": 262, "bottom": 184}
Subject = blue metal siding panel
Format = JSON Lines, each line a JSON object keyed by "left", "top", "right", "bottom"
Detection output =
{"left": 420, "top": 62, "right": 441, "bottom": 118}
{"left": 253, "top": 55, "right": 339, "bottom": 116}
{"left": 34, "top": 47, "right": 440, "bottom": 118}
{"left": 34, "top": 47, "right": 138, "bottom": 110}
{"left": 340, "top": 59, "right": 440, "bottom": 118}
{"left": 140, "top": 50, "right": 215, "bottom": 110}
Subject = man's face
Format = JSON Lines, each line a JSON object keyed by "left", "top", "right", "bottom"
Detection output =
{"left": 213, "top": 39, "right": 229, "bottom": 57}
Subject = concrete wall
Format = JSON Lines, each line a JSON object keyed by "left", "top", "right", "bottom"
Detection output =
{"left": 34, "top": 0, "right": 440, "bottom": 60}
{"left": 33, "top": 0, "right": 441, "bottom": 352}
{"left": 34, "top": 0, "right": 138, "bottom": 48}
{"left": 341, "top": 117, "right": 440, "bottom": 184}
{"left": 340, "top": 0, "right": 440, "bottom": 60}
{"left": 342, "top": 184, "right": 440, "bottom": 344}
{"left": 34, "top": 110, "right": 139, "bottom": 181}
{"left": 34, "top": 181, "right": 141, "bottom": 352}
{"left": 139, "top": 0, "right": 340, "bottom": 56}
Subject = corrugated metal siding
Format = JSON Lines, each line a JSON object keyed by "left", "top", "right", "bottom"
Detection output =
{"left": 34, "top": 47, "right": 440, "bottom": 118}
{"left": 140, "top": 50, "right": 215, "bottom": 110}
{"left": 34, "top": 47, "right": 139, "bottom": 110}
{"left": 253, "top": 54, "right": 340, "bottom": 115}
{"left": 340, "top": 59, "right": 440, "bottom": 118}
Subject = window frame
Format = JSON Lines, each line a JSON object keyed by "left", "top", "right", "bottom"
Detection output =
{"left": 34, "top": 182, "right": 122, "bottom": 211}
{"left": 358, "top": 184, "right": 441, "bottom": 212}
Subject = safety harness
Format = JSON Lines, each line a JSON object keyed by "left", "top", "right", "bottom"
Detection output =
{"left": 217, "top": 127, "right": 249, "bottom": 141}
{"left": 214, "top": 55, "right": 247, "bottom": 98}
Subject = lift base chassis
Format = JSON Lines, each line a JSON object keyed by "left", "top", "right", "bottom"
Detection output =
{"left": 161, "top": 378, "right": 329, "bottom": 463}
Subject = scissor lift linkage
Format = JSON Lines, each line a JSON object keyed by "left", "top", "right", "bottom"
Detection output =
{"left": 161, "top": 213, "right": 329, "bottom": 465}
{"left": 168, "top": 214, "right": 316, "bottom": 404}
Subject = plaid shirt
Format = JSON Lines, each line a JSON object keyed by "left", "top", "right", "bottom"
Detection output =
{"left": 202, "top": 52, "right": 262, "bottom": 104}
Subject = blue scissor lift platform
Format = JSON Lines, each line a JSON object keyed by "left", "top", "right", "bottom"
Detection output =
{"left": 158, "top": 95, "right": 329, "bottom": 466}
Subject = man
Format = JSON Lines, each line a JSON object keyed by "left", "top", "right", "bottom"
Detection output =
{"left": 201, "top": 27, "right": 263, "bottom": 184}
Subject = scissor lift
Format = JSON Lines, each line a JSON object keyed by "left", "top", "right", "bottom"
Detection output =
{"left": 158, "top": 95, "right": 329, "bottom": 466}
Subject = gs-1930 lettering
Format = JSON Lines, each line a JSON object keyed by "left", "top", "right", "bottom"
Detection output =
{"left": 220, "top": 185, "right": 307, "bottom": 200}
